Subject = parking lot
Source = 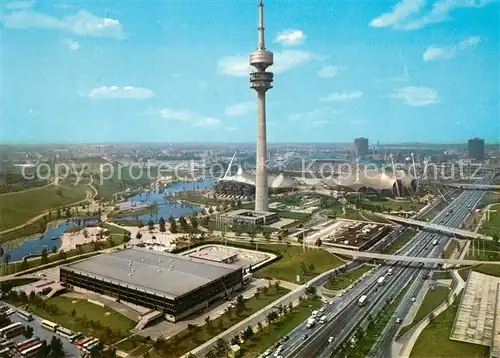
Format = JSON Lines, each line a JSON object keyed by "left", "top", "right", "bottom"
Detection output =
{"left": 2, "top": 301, "right": 80, "bottom": 357}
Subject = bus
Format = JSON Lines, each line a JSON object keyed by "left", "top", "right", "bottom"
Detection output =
{"left": 55, "top": 326, "right": 74, "bottom": 340}
{"left": 358, "top": 295, "right": 368, "bottom": 307}
{"left": 0, "top": 347, "right": 9, "bottom": 357}
{"left": 76, "top": 337, "right": 93, "bottom": 348}
{"left": 83, "top": 338, "right": 99, "bottom": 350}
{"left": 16, "top": 338, "right": 40, "bottom": 352}
{"left": 19, "top": 342, "right": 43, "bottom": 358}
{"left": 69, "top": 332, "right": 83, "bottom": 343}
{"left": 83, "top": 341, "right": 100, "bottom": 354}
{"left": 0, "top": 340, "right": 14, "bottom": 350}
{"left": 41, "top": 320, "right": 58, "bottom": 332}
{"left": 3, "top": 323, "right": 24, "bottom": 339}
{"left": 16, "top": 309, "right": 33, "bottom": 322}
{"left": 0, "top": 322, "right": 22, "bottom": 337}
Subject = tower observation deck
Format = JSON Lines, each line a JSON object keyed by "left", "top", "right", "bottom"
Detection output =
{"left": 250, "top": 0, "right": 273, "bottom": 212}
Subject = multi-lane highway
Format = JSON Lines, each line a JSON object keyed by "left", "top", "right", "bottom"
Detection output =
{"left": 368, "top": 175, "right": 492, "bottom": 358}
{"left": 269, "top": 175, "right": 492, "bottom": 358}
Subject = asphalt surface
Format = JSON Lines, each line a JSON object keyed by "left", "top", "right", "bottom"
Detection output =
{"left": 267, "top": 176, "right": 492, "bottom": 358}
{"left": 368, "top": 175, "right": 492, "bottom": 358}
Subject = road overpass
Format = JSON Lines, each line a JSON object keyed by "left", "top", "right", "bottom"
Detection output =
{"left": 324, "top": 246, "right": 494, "bottom": 266}
{"left": 373, "top": 213, "right": 493, "bottom": 240}
{"left": 444, "top": 183, "right": 500, "bottom": 190}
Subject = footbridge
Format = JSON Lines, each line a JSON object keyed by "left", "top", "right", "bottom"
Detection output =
{"left": 324, "top": 246, "right": 496, "bottom": 266}
{"left": 372, "top": 213, "right": 493, "bottom": 240}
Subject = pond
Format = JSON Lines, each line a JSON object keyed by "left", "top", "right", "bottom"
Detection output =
{"left": 115, "top": 178, "right": 213, "bottom": 223}
{"left": 2, "top": 217, "right": 99, "bottom": 262}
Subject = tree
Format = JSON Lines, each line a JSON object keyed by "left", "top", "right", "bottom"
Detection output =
{"left": 40, "top": 248, "right": 49, "bottom": 264}
{"left": 0, "top": 247, "right": 3, "bottom": 258}
{"left": 266, "top": 311, "right": 279, "bottom": 324}
{"left": 148, "top": 219, "right": 155, "bottom": 231}
{"left": 70, "top": 308, "right": 77, "bottom": 319}
{"left": 169, "top": 216, "right": 178, "bottom": 233}
{"left": 137, "top": 220, "right": 144, "bottom": 229}
{"left": 208, "top": 207, "right": 214, "bottom": 214}
{"left": 123, "top": 232, "right": 130, "bottom": 243}
{"left": 159, "top": 217, "right": 166, "bottom": 232}
{"left": 428, "top": 311, "right": 435, "bottom": 322}
{"left": 214, "top": 338, "right": 230, "bottom": 357}
{"left": 257, "top": 321, "right": 263, "bottom": 331}
{"left": 24, "top": 325, "right": 34, "bottom": 339}
{"left": 305, "top": 285, "right": 317, "bottom": 296}
{"left": 235, "top": 295, "right": 245, "bottom": 316}
{"left": 242, "top": 325, "right": 254, "bottom": 340}
{"left": 274, "top": 281, "right": 281, "bottom": 293}
{"left": 179, "top": 216, "right": 189, "bottom": 231}
{"left": 49, "top": 335, "right": 64, "bottom": 357}
{"left": 262, "top": 286, "right": 269, "bottom": 296}
{"left": 191, "top": 216, "right": 198, "bottom": 230}
{"left": 204, "top": 316, "right": 213, "bottom": 333}
{"left": 315, "top": 238, "right": 322, "bottom": 247}
{"left": 135, "top": 232, "right": 142, "bottom": 240}
{"left": 307, "top": 263, "right": 315, "bottom": 273}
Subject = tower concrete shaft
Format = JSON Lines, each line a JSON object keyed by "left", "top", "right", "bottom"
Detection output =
{"left": 250, "top": 0, "right": 273, "bottom": 212}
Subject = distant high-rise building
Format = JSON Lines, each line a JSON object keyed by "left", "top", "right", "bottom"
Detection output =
{"left": 354, "top": 137, "right": 369, "bottom": 156}
{"left": 468, "top": 138, "right": 485, "bottom": 161}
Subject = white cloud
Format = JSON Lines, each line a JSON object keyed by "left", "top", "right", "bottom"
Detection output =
{"left": 218, "top": 50, "right": 317, "bottom": 77}
{"left": 193, "top": 117, "right": 220, "bottom": 127}
{"left": 1, "top": 9, "right": 125, "bottom": 39}
{"left": 5, "top": 1, "right": 35, "bottom": 10}
{"left": 317, "top": 65, "right": 346, "bottom": 78}
{"left": 274, "top": 29, "right": 306, "bottom": 46}
{"left": 88, "top": 86, "right": 154, "bottom": 100}
{"left": 423, "top": 36, "right": 481, "bottom": 61}
{"left": 371, "top": 0, "right": 496, "bottom": 31}
{"left": 369, "top": 0, "right": 425, "bottom": 28}
{"left": 388, "top": 86, "right": 439, "bottom": 106}
{"left": 311, "top": 120, "right": 332, "bottom": 127}
{"left": 225, "top": 102, "right": 255, "bottom": 116}
{"left": 320, "top": 91, "right": 363, "bottom": 102}
{"left": 157, "top": 108, "right": 192, "bottom": 121}
{"left": 289, "top": 107, "right": 341, "bottom": 121}
{"left": 63, "top": 39, "right": 80, "bottom": 50}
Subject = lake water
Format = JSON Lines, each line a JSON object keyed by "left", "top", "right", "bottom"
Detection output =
{"left": 116, "top": 178, "right": 214, "bottom": 223}
{"left": 1, "top": 178, "right": 214, "bottom": 262}
{"left": 2, "top": 218, "right": 99, "bottom": 262}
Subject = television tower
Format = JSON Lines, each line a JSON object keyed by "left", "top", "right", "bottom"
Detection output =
{"left": 250, "top": 0, "right": 273, "bottom": 212}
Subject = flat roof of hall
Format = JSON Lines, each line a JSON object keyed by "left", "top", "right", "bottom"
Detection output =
{"left": 62, "top": 247, "right": 241, "bottom": 299}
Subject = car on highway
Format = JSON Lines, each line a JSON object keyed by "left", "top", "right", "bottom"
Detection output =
{"left": 396, "top": 318, "right": 402, "bottom": 324}
{"left": 303, "top": 334, "right": 309, "bottom": 340}
{"left": 263, "top": 349, "right": 273, "bottom": 357}
{"left": 411, "top": 297, "right": 416, "bottom": 302}
{"left": 328, "top": 336, "right": 335, "bottom": 343}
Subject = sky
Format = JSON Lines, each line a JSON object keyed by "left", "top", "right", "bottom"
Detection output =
{"left": 1, "top": 0, "right": 499, "bottom": 144}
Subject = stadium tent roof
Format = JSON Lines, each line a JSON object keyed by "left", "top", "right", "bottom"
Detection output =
{"left": 323, "top": 168, "right": 415, "bottom": 192}
{"left": 220, "top": 168, "right": 298, "bottom": 189}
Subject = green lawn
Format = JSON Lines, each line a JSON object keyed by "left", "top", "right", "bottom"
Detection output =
{"left": 25, "top": 296, "right": 135, "bottom": 345}
{"left": 0, "top": 184, "right": 90, "bottom": 232}
{"left": 465, "top": 239, "right": 500, "bottom": 261}
{"left": 381, "top": 229, "right": 416, "bottom": 255}
{"left": 419, "top": 200, "right": 449, "bottom": 222}
{"left": 160, "top": 287, "right": 290, "bottom": 358}
{"left": 326, "top": 204, "right": 363, "bottom": 221}
{"left": 472, "top": 264, "right": 500, "bottom": 277}
{"left": 240, "top": 297, "right": 322, "bottom": 357}
{"left": 443, "top": 239, "right": 460, "bottom": 259}
{"left": 324, "top": 264, "right": 372, "bottom": 291}
{"left": 398, "top": 286, "right": 450, "bottom": 339}
{"left": 276, "top": 211, "right": 312, "bottom": 221}
{"left": 432, "top": 271, "right": 452, "bottom": 280}
{"left": 410, "top": 294, "right": 489, "bottom": 358}
{"left": 93, "top": 165, "right": 158, "bottom": 201}
{"left": 253, "top": 244, "right": 344, "bottom": 284}
{"left": 367, "top": 199, "right": 424, "bottom": 212}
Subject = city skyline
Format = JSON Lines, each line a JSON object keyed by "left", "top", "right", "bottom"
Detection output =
{"left": 2, "top": 0, "right": 499, "bottom": 144}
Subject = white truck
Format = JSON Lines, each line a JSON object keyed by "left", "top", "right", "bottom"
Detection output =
{"left": 319, "top": 315, "right": 328, "bottom": 324}
{"left": 377, "top": 276, "right": 386, "bottom": 286}
{"left": 306, "top": 318, "right": 316, "bottom": 328}
{"left": 358, "top": 295, "right": 368, "bottom": 307}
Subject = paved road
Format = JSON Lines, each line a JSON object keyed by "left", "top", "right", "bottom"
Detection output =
{"left": 322, "top": 247, "right": 497, "bottom": 266}
{"left": 368, "top": 175, "right": 491, "bottom": 358}
{"left": 274, "top": 175, "right": 492, "bottom": 358}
